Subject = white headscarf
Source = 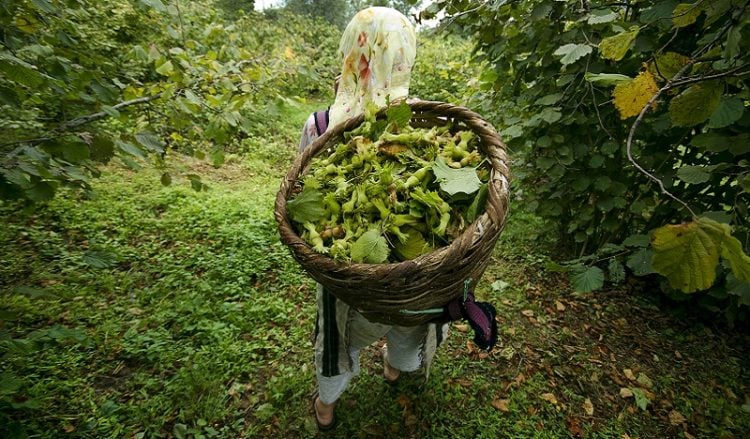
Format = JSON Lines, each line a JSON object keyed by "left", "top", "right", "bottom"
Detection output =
{"left": 328, "top": 7, "right": 417, "bottom": 127}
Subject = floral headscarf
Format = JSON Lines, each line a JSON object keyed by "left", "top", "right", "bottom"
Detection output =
{"left": 328, "top": 7, "right": 417, "bottom": 127}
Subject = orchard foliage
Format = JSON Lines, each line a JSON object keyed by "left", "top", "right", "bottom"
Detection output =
{"left": 411, "top": 33, "right": 484, "bottom": 105}
{"left": 430, "top": 0, "right": 750, "bottom": 319}
{"left": 0, "top": 0, "right": 340, "bottom": 201}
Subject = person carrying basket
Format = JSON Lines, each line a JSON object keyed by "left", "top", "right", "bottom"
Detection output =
{"left": 294, "top": 6, "right": 505, "bottom": 431}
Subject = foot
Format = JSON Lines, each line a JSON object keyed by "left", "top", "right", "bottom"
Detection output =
{"left": 382, "top": 345, "right": 401, "bottom": 383}
{"left": 314, "top": 396, "right": 336, "bottom": 430}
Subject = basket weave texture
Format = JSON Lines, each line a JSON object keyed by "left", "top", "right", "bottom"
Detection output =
{"left": 275, "top": 100, "right": 511, "bottom": 326}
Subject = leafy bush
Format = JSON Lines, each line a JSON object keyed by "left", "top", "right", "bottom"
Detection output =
{"left": 0, "top": 0, "right": 340, "bottom": 202}
{"left": 411, "top": 32, "right": 484, "bottom": 105}
{"left": 431, "top": 0, "right": 750, "bottom": 321}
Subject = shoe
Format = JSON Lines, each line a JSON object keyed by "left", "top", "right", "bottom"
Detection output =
{"left": 381, "top": 345, "right": 400, "bottom": 384}
{"left": 313, "top": 396, "right": 337, "bottom": 432}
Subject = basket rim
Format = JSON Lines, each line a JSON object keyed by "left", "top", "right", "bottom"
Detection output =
{"left": 274, "top": 99, "right": 511, "bottom": 272}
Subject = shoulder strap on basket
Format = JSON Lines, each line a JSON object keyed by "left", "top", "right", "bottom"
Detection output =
{"left": 313, "top": 109, "right": 330, "bottom": 136}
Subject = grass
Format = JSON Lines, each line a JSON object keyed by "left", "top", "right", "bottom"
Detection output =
{"left": 1, "top": 97, "right": 749, "bottom": 438}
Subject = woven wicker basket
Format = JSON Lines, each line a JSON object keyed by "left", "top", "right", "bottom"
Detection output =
{"left": 275, "top": 100, "right": 511, "bottom": 326}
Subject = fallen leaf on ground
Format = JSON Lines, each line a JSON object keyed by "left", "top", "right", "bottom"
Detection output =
{"left": 668, "top": 409, "right": 686, "bottom": 425}
{"left": 491, "top": 398, "right": 510, "bottom": 412}
{"left": 620, "top": 387, "right": 634, "bottom": 398}
{"left": 637, "top": 372, "right": 654, "bottom": 389}
{"left": 623, "top": 368, "right": 636, "bottom": 381}
{"left": 684, "top": 432, "right": 696, "bottom": 439}
{"left": 541, "top": 393, "right": 558, "bottom": 404}
{"left": 521, "top": 309, "right": 535, "bottom": 317}
{"left": 63, "top": 424, "right": 76, "bottom": 433}
{"left": 454, "top": 323, "right": 469, "bottom": 333}
{"left": 555, "top": 300, "right": 566, "bottom": 311}
{"left": 583, "top": 398, "right": 594, "bottom": 416}
{"left": 566, "top": 416, "right": 584, "bottom": 437}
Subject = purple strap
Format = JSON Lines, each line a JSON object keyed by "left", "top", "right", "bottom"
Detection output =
{"left": 314, "top": 109, "right": 329, "bottom": 136}
{"left": 444, "top": 292, "right": 498, "bottom": 351}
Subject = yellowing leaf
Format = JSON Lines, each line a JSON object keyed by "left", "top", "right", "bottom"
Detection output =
{"left": 673, "top": 3, "right": 702, "bottom": 28}
{"left": 669, "top": 409, "right": 687, "bottom": 425}
{"left": 583, "top": 398, "right": 594, "bottom": 416}
{"left": 284, "top": 46, "right": 295, "bottom": 60}
{"left": 612, "top": 71, "right": 659, "bottom": 119}
{"left": 599, "top": 26, "right": 640, "bottom": 61}
{"left": 651, "top": 220, "right": 720, "bottom": 293}
{"left": 669, "top": 82, "right": 723, "bottom": 127}
{"left": 648, "top": 52, "right": 690, "bottom": 81}
{"left": 393, "top": 227, "right": 433, "bottom": 261}
{"left": 540, "top": 393, "right": 558, "bottom": 404}
{"left": 15, "top": 16, "right": 38, "bottom": 33}
{"left": 492, "top": 398, "right": 510, "bottom": 412}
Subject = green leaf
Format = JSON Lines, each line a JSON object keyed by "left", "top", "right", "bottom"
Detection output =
{"left": 588, "top": 9, "right": 619, "bottom": 24}
{"left": 141, "top": 0, "right": 167, "bottom": 11}
{"left": 584, "top": 72, "right": 632, "bottom": 87}
{"left": 30, "top": 0, "right": 56, "bottom": 13}
{"left": 173, "top": 423, "right": 188, "bottom": 439}
{"left": 608, "top": 258, "right": 626, "bottom": 283}
{"left": 631, "top": 387, "right": 650, "bottom": 410}
{"left": 82, "top": 250, "right": 118, "bottom": 268}
{"left": 672, "top": 3, "right": 702, "bottom": 28}
{"left": 708, "top": 97, "right": 744, "bottom": 128}
{"left": 539, "top": 107, "right": 562, "bottom": 123}
{"left": 286, "top": 187, "right": 327, "bottom": 224}
{"left": 726, "top": 275, "right": 750, "bottom": 307}
{"left": 535, "top": 93, "right": 563, "bottom": 105}
{"left": 91, "top": 134, "right": 115, "bottom": 162}
{"left": 623, "top": 234, "right": 650, "bottom": 248}
{"left": 432, "top": 156, "right": 482, "bottom": 196}
{"left": 101, "top": 105, "right": 120, "bottom": 118}
{"left": 570, "top": 266, "right": 605, "bottom": 292}
{"left": 691, "top": 132, "right": 729, "bottom": 152}
{"left": 135, "top": 132, "right": 165, "bottom": 153}
{"left": 553, "top": 43, "right": 592, "bottom": 65}
{"left": 26, "top": 180, "right": 55, "bottom": 201}
{"left": 0, "top": 84, "right": 21, "bottom": 107}
{"left": 676, "top": 165, "right": 711, "bottom": 184}
{"left": 640, "top": 0, "right": 678, "bottom": 23}
{"left": 702, "top": 219, "right": 750, "bottom": 284}
{"left": 393, "top": 228, "right": 433, "bottom": 261}
{"left": 184, "top": 89, "right": 202, "bottom": 105}
{"left": 627, "top": 248, "right": 654, "bottom": 276}
{"left": 599, "top": 27, "right": 640, "bottom": 61}
{"left": 210, "top": 149, "right": 225, "bottom": 167}
{"left": 669, "top": 83, "right": 723, "bottom": 127}
{"left": 156, "top": 60, "right": 174, "bottom": 76}
{"left": 116, "top": 140, "right": 146, "bottom": 158}
{"left": 466, "top": 184, "right": 489, "bottom": 223}
{"left": 725, "top": 26, "right": 742, "bottom": 59}
{"left": 351, "top": 229, "right": 389, "bottom": 264}
{"left": 187, "top": 174, "right": 206, "bottom": 191}
{"left": 63, "top": 142, "right": 90, "bottom": 163}
{"left": 160, "top": 173, "right": 171, "bottom": 186}
{"left": 385, "top": 101, "right": 412, "bottom": 130}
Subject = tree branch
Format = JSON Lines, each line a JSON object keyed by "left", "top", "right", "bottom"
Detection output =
{"left": 3, "top": 93, "right": 163, "bottom": 160}
{"left": 54, "top": 93, "right": 163, "bottom": 132}
{"left": 625, "top": 62, "right": 698, "bottom": 219}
